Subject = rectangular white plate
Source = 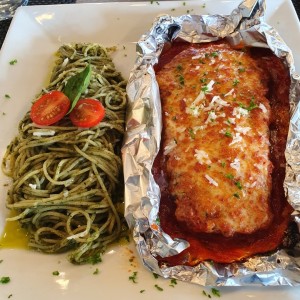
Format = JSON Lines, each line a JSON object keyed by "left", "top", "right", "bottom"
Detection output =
{"left": 0, "top": 1, "right": 300, "bottom": 299}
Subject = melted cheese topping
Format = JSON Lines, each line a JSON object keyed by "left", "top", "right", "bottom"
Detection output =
{"left": 156, "top": 42, "right": 273, "bottom": 237}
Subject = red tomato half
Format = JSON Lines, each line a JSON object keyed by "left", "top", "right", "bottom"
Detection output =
{"left": 69, "top": 98, "right": 105, "bottom": 128}
{"left": 30, "top": 91, "right": 71, "bottom": 126}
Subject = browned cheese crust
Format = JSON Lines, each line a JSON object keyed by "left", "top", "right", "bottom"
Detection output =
{"left": 156, "top": 42, "right": 274, "bottom": 237}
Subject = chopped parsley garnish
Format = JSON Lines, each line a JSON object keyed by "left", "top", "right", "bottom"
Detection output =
{"left": 52, "top": 271, "right": 59, "bottom": 276}
{"left": 233, "top": 79, "right": 239, "bottom": 86}
{"left": 93, "top": 268, "right": 99, "bottom": 275}
{"left": 188, "top": 128, "right": 195, "bottom": 139}
{"left": 169, "top": 278, "right": 177, "bottom": 287}
{"left": 9, "top": 59, "right": 17, "bottom": 65}
{"left": 238, "top": 67, "right": 246, "bottom": 73}
{"left": 202, "top": 288, "right": 221, "bottom": 298}
{"left": 235, "top": 181, "right": 243, "bottom": 190}
{"left": 153, "top": 273, "right": 159, "bottom": 279}
{"left": 225, "top": 173, "right": 234, "bottom": 180}
{"left": 176, "top": 64, "right": 183, "bottom": 72}
{"left": 0, "top": 276, "right": 10, "bottom": 284}
{"left": 4, "top": 94, "right": 11, "bottom": 99}
{"left": 179, "top": 75, "right": 185, "bottom": 86}
{"left": 129, "top": 271, "right": 138, "bottom": 283}
{"left": 211, "top": 51, "right": 219, "bottom": 57}
{"left": 202, "top": 290, "right": 212, "bottom": 298}
{"left": 224, "top": 130, "right": 232, "bottom": 138}
{"left": 239, "top": 99, "right": 257, "bottom": 111}
{"left": 221, "top": 162, "right": 226, "bottom": 168}
{"left": 211, "top": 288, "right": 221, "bottom": 297}
{"left": 86, "top": 252, "right": 102, "bottom": 264}
{"left": 154, "top": 284, "right": 163, "bottom": 291}
{"left": 201, "top": 85, "right": 209, "bottom": 93}
{"left": 233, "top": 193, "right": 240, "bottom": 199}
{"left": 200, "top": 78, "right": 207, "bottom": 83}
{"left": 140, "top": 290, "right": 146, "bottom": 293}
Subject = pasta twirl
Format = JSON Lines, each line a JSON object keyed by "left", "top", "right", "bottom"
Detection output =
{"left": 1, "top": 43, "right": 128, "bottom": 264}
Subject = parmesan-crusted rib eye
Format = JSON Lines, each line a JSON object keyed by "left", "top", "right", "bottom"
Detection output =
{"left": 155, "top": 42, "right": 274, "bottom": 237}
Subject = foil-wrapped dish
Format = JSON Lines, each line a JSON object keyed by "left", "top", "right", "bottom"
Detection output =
{"left": 123, "top": 0, "right": 300, "bottom": 286}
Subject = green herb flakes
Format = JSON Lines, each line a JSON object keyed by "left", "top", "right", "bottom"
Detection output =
{"left": 201, "top": 86, "right": 209, "bottom": 93}
{"left": 154, "top": 284, "right": 163, "bottom": 291}
{"left": 225, "top": 173, "right": 234, "bottom": 180}
{"left": 176, "top": 64, "right": 183, "bottom": 72}
{"left": 169, "top": 278, "right": 178, "bottom": 287}
{"left": 86, "top": 253, "right": 102, "bottom": 265}
{"left": 233, "top": 79, "right": 239, "bottom": 86}
{"left": 235, "top": 181, "right": 243, "bottom": 190}
{"left": 0, "top": 276, "right": 10, "bottom": 284}
{"left": 52, "top": 271, "right": 59, "bottom": 276}
{"left": 153, "top": 273, "right": 159, "bottom": 279}
{"left": 93, "top": 268, "right": 99, "bottom": 275}
{"left": 188, "top": 128, "right": 195, "bottom": 139}
{"left": 179, "top": 75, "right": 185, "bottom": 85}
{"left": 129, "top": 271, "right": 138, "bottom": 283}
{"left": 140, "top": 290, "right": 146, "bottom": 293}
{"left": 239, "top": 99, "right": 257, "bottom": 111}
{"left": 224, "top": 130, "right": 232, "bottom": 138}
{"left": 211, "top": 288, "right": 221, "bottom": 297}
{"left": 233, "top": 193, "right": 240, "bottom": 199}
{"left": 4, "top": 94, "right": 11, "bottom": 99}
{"left": 9, "top": 59, "right": 17, "bottom": 65}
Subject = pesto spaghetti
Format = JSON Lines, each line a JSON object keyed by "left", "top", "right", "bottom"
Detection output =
{"left": 1, "top": 43, "right": 128, "bottom": 264}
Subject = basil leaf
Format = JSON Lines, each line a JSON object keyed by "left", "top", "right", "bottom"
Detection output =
{"left": 63, "top": 64, "right": 92, "bottom": 113}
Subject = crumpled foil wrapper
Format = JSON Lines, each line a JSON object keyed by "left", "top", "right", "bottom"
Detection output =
{"left": 122, "top": 0, "right": 300, "bottom": 286}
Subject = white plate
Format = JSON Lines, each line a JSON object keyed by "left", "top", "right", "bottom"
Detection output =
{"left": 0, "top": 1, "right": 300, "bottom": 299}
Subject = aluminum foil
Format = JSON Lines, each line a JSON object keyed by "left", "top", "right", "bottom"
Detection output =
{"left": 122, "top": 0, "right": 300, "bottom": 286}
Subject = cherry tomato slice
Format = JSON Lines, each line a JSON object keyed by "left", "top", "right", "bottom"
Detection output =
{"left": 69, "top": 98, "right": 105, "bottom": 128}
{"left": 30, "top": 91, "right": 71, "bottom": 126}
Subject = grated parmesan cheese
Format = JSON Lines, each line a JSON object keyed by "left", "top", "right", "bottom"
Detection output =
{"left": 232, "top": 107, "right": 249, "bottom": 119}
{"left": 230, "top": 158, "right": 240, "bottom": 172}
{"left": 235, "top": 126, "right": 251, "bottom": 135}
{"left": 259, "top": 103, "right": 267, "bottom": 113}
{"left": 164, "top": 139, "right": 177, "bottom": 155}
{"left": 204, "top": 95, "right": 229, "bottom": 112}
{"left": 206, "top": 80, "right": 215, "bottom": 92}
{"left": 194, "top": 149, "right": 212, "bottom": 165}
{"left": 29, "top": 183, "right": 37, "bottom": 190}
{"left": 224, "top": 88, "right": 235, "bottom": 97}
{"left": 193, "top": 125, "right": 207, "bottom": 132}
{"left": 204, "top": 174, "right": 218, "bottom": 186}
{"left": 33, "top": 130, "right": 56, "bottom": 137}
{"left": 229, "top": 132, "right": 242, "bottom": 146}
